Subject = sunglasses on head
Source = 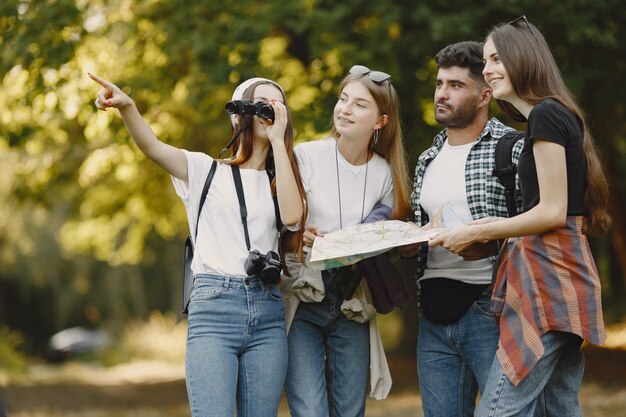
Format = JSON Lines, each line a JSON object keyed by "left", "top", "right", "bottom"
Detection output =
{"left": 349, "top": 65, "right": 391, "bottom": 84}
{"left": 508, "top": 15, "right": 539, "bottom": 41}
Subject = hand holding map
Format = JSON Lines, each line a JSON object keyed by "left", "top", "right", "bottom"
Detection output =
{"left": 309, "top": 203, "right": 462, "bottom": 270}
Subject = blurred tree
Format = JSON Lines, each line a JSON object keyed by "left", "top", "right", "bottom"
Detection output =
{"left": 0, "top": 0, "right": 624, "bottom": 355}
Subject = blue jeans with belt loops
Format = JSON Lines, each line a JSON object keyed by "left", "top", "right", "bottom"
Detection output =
{"left": 185, "top": 274, "right": 288, "bottom": 417}
{"left": 417, "top": 293, "right": 500, "bottom": 417}
{"left": 285, "top": 269, "right": 370, "bottom": 417}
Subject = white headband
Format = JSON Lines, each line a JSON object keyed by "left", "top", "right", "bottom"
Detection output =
{"left": 231, "top": 77, "right": 274, "bottom": 100}
{"left": 230, "top": 77, "right": 277, "bottom": 127}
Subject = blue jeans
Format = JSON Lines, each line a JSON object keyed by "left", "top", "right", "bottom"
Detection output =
{"left": 475, "top": 331, "right": 584, "bottom": 417}
{"left": 285, "top": 270, "right": 370, "bottom": 417}
{"left": 417, "top": 293, "right": 500, "bottom": 417}
{"left": 185, "top": 275, "right": 288, "bottom": 417}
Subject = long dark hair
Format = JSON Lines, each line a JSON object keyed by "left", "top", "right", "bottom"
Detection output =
{"left": 224, "top": 80, "right": 308, "bottom": 260}
{"left": 488, "top": 22, "right": 611, "bottom": 236}
{"left": 330, "top": 74, "right": 413, "bottom": 221}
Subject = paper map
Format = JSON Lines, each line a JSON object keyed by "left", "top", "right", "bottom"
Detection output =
{"left": 309, "top": 203, "right": 463, "bottom": 270}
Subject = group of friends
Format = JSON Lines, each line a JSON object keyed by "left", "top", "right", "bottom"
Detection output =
{"left": 90, "top": 16, "right": 610, "bottom": 417}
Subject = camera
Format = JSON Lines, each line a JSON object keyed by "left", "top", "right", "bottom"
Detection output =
{"left": 244, "top": 249, "right": 283, "bottom": 284}
{"left": 225, "top": 99, "right": 275, "bottom": 122}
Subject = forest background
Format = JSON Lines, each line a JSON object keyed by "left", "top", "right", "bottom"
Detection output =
{"left": 1, "top": 0, "right": 626, "bottom": 370}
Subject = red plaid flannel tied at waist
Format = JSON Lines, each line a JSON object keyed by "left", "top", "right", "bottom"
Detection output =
{"left": 491, "top": 216, "right": 606, "bottom": 386}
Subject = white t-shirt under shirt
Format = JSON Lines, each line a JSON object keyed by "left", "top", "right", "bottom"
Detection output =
{"left": 172, "top": 150, "right": 282, "bottom": 278}
{"left": 419, "top": 139, "right": 492, "bottom": 285}
{"left": 295, "top": 137, "right": 394, "bottom": 233}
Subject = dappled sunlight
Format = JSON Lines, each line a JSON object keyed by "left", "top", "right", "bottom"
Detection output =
{"left": 114, "top": 311, "right": 187, "bottom": 365}
{"left": 18, "top": 360, "right": 185, "bottom": 387}
{"left": 0, "top": 66, "right": 29, "bottom": 108}
{"left": 377, "top": 310, "right": 404, "bottom": 352}
{"left": 420, "top": 98, "right": 437, "bottom": 127}
{"left": 151, "top": 110, "right": 185, "bottom": 140}
{"left": 388, "top": 22, "right": 401, "bottom": 40}
{"left": 83, "top": 110, "right": 116, "bottom": 145}
{"left": 259, "top": 37, "right": 288, "bottom": 68}
{"left": 605, "top": 321, "right": 626, "bottom": 349}
{"left": 78, "top": 38, "right": 124, "bottom": 77}
{"left": 59, "top": 211, "right": 151, "bottom": 265}
{"left": 60, "top": 91, "right": 82, "bottom": 120}
{"left": 83, "top": 11, "right": 106, "bottom": 34}
{"left": 295, "top": 121, "right": 327, "bottom": 143}
{"left": 78, "top": 144, "right": 139, "bottom": 188}
{"left": 78, "top": 146, "right": 119, "bottom": 187}
{"left": 137, "top": 20, "right": 169, "bottom": 68}
{"left": 114, "top": 162, "right": 139, "bottom": 183}
{"left": 258, "top": 37, "right": 320, "bottom": 114}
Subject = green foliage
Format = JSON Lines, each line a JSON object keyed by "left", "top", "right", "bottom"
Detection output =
{"left": 0, "top": 326, "right": 27, "bottom": 374}
{"left": 0, "top": 0, "right": 83, "bottom": 76}
{"left": 1, "top": 0, "right": 625, "bottom": 353}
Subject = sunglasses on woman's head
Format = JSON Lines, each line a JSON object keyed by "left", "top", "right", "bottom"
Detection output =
{"left": 349, "top": 65, "right": 391, "bottom": 84}
{"left": 508, "top": 15, "right": 539, "bottom": 42}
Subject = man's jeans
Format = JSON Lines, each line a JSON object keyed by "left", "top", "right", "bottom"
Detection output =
{"left": 418, "top": 293, "right": 500, "bottom": 417}
{"left": 475, "top": 331, "right": 584, "bottom": 417}
{"left": 185, "top": 275, "right": 288, "bottom": 417}
{"left": 285, "top": 270, "right": 370, "bottom": 417}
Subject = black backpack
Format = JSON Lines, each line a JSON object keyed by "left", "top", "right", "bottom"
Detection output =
{"left": 492, "top": 131, "right": 525, "bottom": 217}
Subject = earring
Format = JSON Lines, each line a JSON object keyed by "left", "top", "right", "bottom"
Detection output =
{"left": 374, "top": 129, "right": 380, "bottom": 145}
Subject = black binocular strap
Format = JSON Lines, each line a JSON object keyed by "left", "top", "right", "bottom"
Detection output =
{"left": 219, "top": 122, "right": 246, "bottom": 159}
{"left": 231, "top": 165, "right": 281, "bottom": 252}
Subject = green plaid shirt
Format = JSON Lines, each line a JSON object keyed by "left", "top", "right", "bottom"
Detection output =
{"left": 410, "top": 117, "right": 523, "bottom": 280}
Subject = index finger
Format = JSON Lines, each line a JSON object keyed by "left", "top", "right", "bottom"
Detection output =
{"left": 271, "top": 100, "right": 286, "bottom": 112}
{"left": 88, "top": 72, "right": 115, "bottom": 89}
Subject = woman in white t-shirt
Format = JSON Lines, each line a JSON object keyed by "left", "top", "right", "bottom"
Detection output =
{"left": 89, "top": 74, "right": 305, "bottom": 417}
{"left": 283, "top": 66, "right": 412, "bottom": 417}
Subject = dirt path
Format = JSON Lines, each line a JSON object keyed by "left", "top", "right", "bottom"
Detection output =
{"left": 3, "top": 349, "right": 626, "bottom": 417}
{"left": 5, "top": 382, "right": 626, "bottom": 417}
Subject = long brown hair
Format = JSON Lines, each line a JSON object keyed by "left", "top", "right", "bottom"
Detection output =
{"left": 224, "top": 80, "right": 308, "bottom": 259}
{"left": 488, "top": 22, "right": 611, "bottom": 236}
{"left": 330, "top": 73, "right": 413, "bottom": 221}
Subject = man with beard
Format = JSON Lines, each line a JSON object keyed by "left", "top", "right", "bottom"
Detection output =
{"left": 398, "top": 41, "right": 523, "bottom": 417}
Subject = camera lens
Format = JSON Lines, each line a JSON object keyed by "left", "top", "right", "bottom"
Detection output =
{"left": 261, "top": 267, "right": 281, "bottom": 284}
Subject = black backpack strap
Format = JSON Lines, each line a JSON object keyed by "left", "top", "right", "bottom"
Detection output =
{"left": 183, "top": 159, "right": 217, "bottom": 314}
{"left": 492, "top": 131, "right": 524, "bottom": 217}
{"left": 193, "top": 160, "right": 218, "bottom": 242}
